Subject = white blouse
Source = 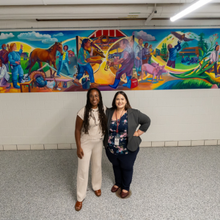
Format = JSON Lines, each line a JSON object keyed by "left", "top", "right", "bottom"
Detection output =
{"left": 77, "top": 106, "right": 106, "bottom": 143}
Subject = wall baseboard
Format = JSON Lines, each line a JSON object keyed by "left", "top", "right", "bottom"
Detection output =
{"left": 1, "top": 140, "right": 220, "bottom": 151}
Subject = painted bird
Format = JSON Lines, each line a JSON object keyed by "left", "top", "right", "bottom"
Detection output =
{"left": 171, "top": 32, "right": 194, "bottom": 42}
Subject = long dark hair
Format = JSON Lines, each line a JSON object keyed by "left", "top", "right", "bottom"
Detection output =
{"left": 112, "top": 91, "right": 131, "bottom": 110}
{"left": 83, "top": 88, "right": 107, "bottom": 135}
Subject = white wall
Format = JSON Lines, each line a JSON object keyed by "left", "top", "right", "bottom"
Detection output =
{"left": 0, "top": 19, "right": 220, "bottom": 150}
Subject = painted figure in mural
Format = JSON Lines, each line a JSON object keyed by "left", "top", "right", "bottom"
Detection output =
{"left": 142, "top": 43, "right": 150, "bottom": 64}
{"left": 167, "top": 41, "right": 181, "bottom": 68}
{"left": 56, "top": 45, "right": 71, "bottom": 77}
{"left": 77, "top": 39, "right": 102, "bottom": 85}
{"left": 0, "top": 57, "right": 10, "bottom": 88}
{"left": 209, "top": 44, "right": 220, "bottom": 77}
{"left": 194, "top": 55, "right": 199, "bottom": 63}
{"left": 108, "top": 39, "right": 134, "bottom": 89}
{"left": 8, "top": 43, "right": 24, "bottom": 89}
{"left": 188, "top": 55, "right": 199, "bottom": 65}
{"left": 181, "top": 56, "right": 186, "bottom": 63}
{"left": 134, "top": 38, "right": 143, "bottom": 75}
{"left": 148, "top": 44, "right": 154, "bottom": 64}
{"left": 0, "top": 44, "right": 9, "bottom": 71}
{"left": 185, "top": 55, "right": 190, "bottom": 63}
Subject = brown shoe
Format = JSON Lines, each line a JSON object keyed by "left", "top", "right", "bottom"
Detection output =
{"left": 111, "top": 185, "right": 119, "bottom": 193}
{"left": 121, "top": 190, "right": 129, "bottom": 198}
{"left": 94, "top": 189, "right": 101, "bottom": 197}
{"left": 75, "top": 201, "right": 83, "bottom": 211}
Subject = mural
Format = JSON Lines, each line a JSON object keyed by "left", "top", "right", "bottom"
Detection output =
{"left": 0, "top": 28, "right": 219, "bottom": 93}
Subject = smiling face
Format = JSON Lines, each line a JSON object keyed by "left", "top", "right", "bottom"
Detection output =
{"left": 115, "top": 94, "right": 127, "bottom": 110}
{"left": 89, "top": 89, "right": 100, "bottom": 108}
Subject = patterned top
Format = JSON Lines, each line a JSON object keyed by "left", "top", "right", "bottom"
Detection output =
{"left": 107, "top": 112, "right": 129, "bottom": 155}
{"left": 77, "top": 47, "right": 90, "bottom": 65}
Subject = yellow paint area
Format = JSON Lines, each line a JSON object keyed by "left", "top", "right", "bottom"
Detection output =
{"left": 92, "top": 50, "right": 115, "bottom": 84}
{"left": 205, "top": 71, "right": 220, "bottom": 83}
{"left": 7, "top": 41, "right": 34, "bottom": 54}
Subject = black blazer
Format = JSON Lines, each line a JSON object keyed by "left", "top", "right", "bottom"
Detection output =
{"left": 104, "top": 108, "right": 151, "bottom": 152}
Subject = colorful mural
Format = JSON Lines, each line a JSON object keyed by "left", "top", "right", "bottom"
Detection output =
{"left": 0, "top": 28, "right": 219, "bottom": 93}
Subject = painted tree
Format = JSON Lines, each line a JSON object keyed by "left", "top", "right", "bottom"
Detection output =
{"left": 161, "top": 43, "right": 167, "bottom": 61}
{"left": 198, "top": 33, "right": 208, "bottom": 53}
{"left": 161, "top": 43, "right": 167, "bottom": 54}
{"left": 182, "top": 42, "right": 189, "bottom": 49}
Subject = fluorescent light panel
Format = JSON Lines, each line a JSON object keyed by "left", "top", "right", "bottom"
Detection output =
{"left": 170, "top": 0, "right": 212, "bottom": 22}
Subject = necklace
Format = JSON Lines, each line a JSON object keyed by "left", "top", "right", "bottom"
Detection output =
{"left": 114, "top": 109, "right": 124, "bottom": 133}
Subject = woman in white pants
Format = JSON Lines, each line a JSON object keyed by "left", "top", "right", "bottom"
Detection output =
{"left": 75, "top": 88, "right": 107, "bottom": 211}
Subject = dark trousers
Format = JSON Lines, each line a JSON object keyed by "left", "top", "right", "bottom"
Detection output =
{"left": 105, "top": 147, "right": 139, "bottom": 191}
{"left": 167, "top": 60, "right": 175, "bottom": 68}
{"left": 214, "top": 62, "right": 218, "bottom": 77}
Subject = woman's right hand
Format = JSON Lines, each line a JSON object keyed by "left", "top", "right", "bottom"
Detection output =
{"left": 77, "top": 147, "right": 84, "bottom": 159}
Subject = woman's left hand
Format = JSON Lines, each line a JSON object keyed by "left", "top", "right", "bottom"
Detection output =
{"left": 133, "top": 131, "right": 139, "bottom": 136}
{"left": 133, "top": 130, "right": 144, "bottom": 137}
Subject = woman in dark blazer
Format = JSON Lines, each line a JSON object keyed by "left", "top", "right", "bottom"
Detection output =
{"left": 104, "top": 91, "right": 151, "bottom": 198}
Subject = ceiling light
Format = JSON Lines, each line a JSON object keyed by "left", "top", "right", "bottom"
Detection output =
{"left": 170, "top": 0, "right": 212, "bottom": 22}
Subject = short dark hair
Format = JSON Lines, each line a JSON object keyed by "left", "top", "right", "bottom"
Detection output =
{"left": 112, "top": 91, "right": 131, "bottom": 110}
{"left": 64, "top": 45, "right": 68, "bottom": 50}
{"left": 81, "top": 39, "right": 90, "bottom": 49}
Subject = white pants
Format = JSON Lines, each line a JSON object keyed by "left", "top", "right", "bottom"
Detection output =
{"left": 77, "top": 139, "right": 103, "bottom": 202}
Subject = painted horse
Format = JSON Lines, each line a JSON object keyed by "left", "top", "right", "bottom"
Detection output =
{"left": 26, "top": 42, "right": 63, "bottom": 77}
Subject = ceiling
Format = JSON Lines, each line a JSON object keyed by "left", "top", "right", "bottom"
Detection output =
{"left": 0, "top": 0, "right": 220, "bottom": 27}
{"left": 0, "top": 0, "right": 199, "bottom": 5}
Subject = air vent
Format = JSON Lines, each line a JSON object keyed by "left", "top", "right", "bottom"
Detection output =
{"left": 127, "top": 15, "right": 139, "bottom": 18}
{"left": 129, "top": 12, "right": 141, "bottom": 14}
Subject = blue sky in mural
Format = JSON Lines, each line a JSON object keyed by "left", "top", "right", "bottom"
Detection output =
{"left": 0, "top": 30, "right": 95, "bottom": 52}
{"left": 123, "top": 28, "right": 220, "bottom": 48}
{"left": 0, "top": 28, "right": 219, "bottom": 53}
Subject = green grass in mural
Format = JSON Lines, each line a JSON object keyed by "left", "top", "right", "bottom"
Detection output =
{"left": 172, "top": 79, "right": 213, "bottom": 89}
{"left": 170, "top": 59, "right": 218, "bottom": 86}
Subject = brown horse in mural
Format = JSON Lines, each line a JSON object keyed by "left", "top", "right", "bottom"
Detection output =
{"left": 26, "top": 42, "right": 63, "bottom": 77}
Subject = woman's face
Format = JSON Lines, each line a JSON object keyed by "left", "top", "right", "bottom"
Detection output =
{"left": 89, "top": 89, "right": 100, "bottom": 108}
{"left": 119, "top": 41, "right": 125, "bottom": 50}
{"left": 115, "top": 94, "right": 127, "bottom": 110}
{"left": 85, "top": 41, "right": 91, "bottom": 49}
{"left": 13, "top": 44, "right": 17, "bottom": 51}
